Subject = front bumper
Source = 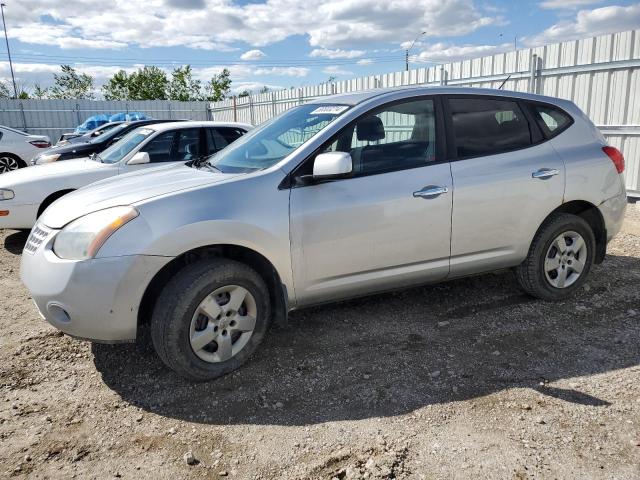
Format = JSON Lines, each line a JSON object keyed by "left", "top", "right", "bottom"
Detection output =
{"left": 20, "top": 226, "right": 172, "bottom": 342}
{"left": 0, "top": 203, "right": 38, "bottom": 230}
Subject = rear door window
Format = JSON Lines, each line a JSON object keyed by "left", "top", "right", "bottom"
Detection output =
{"left": 447, "top": 97, "right": 532, "bottom": 158}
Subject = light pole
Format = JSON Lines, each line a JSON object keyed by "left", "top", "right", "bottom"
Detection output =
{"left": 0, "top": 3, "right": 17, "bottom": 99}
{"left": 405, "top": 31, "right": 426, "bottom": 71}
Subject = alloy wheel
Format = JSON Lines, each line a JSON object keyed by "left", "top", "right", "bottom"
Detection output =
{"left": 0, "top": 156, "right": 19, "bottom": 173}
{"left": 544, "top": 230, "right": 587, "bottom": 288}
{"left": 189, "top": 285, "right": 257, "bottom": 363}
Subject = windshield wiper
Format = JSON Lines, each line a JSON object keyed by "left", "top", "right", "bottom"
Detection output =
{"left": 188, "top": 154, "right": 220, "bottom": 171}
{"left": 91, "top": 153, "right": 103, "bottom": 163}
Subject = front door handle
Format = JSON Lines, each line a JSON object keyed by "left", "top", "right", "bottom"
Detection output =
{"left": 413, "top": 185, "right": 449, "bottom": 199}
{"left": 532, "top": 168, "right": 560, "bottom": 179}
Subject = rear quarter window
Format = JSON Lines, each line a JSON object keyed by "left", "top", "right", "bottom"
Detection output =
{"left": 529, "top": 103, "right": 573, "bottom": 139}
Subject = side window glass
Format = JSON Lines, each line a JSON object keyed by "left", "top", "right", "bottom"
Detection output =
{"left": 207, "top": 128, "right": 229, "bottom": 154}
{"left": 217, "top": 127, "right": 244, "bottom": 145}
{"left": 448, "top": 98, "right": 531, "bottom": 158}
{"left": 325, "top": 99, "right": 437, "bottom": 175}
{"left": 174, "top": 128, "right": 201, "bottom": 161}
{"left": 140, "top": 131, "right": 175, "bottom": 163}
{"left": 532, "top": 104, "right": 572, "bottom": 138}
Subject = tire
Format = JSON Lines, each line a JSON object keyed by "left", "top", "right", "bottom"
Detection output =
{"left": 516, "top": 213, "right": 595, "bottom": 301}
{"left": 150, "top": 258, "right": 271, "bottom": 381}
{"left": 0, "top": 154, "right": 24, "bottom": 174}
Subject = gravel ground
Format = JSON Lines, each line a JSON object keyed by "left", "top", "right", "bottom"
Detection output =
{"left": 1, "top": 207, "right": 639, "bottom": 479}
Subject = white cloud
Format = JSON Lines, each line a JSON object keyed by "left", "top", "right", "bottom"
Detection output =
{"left": 414, "top": 42, "right": 512, "bottom": 62}
{"left": 309, "top": 48, "right": 365, "bottom": 59}
{"left": 539, "top": 0, "right": 601, "bottom": 9}
{"left": 322, "top": 65, "right": 354, "bottom": 76}
{"left": 240, "top": 49, "right": 266, "bottom": 60}
{"left": 253, "top": 66, "right": 310, "bottom": 77}
{"left": 357, "top": 59, "right": 373, "bottom": 65}
{"left": 230, "top": 82, "right": 283, "bottom": 94}
{"left": 4, "top": 0, "right": 503, "bottom": 52}
{"left": 527, "top": 4, "right": 640, "bottom": 45}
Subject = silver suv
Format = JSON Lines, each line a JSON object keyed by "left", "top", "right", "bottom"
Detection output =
{"left": 20, "top": 87, "right": 627, "bottom": 381}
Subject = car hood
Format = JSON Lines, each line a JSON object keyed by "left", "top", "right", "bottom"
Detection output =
{"left": 40, "top": 164, "right": 241, "bottom": 229}
{"left": 0, "top": 158, "right": 107, "bottom": 187}
{"left": 41, "top": 141, "right": 97, "bottom": 156}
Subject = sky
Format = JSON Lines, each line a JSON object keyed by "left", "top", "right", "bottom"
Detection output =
{"left": 1, "top": 0, "right": 639, "bottom": 96}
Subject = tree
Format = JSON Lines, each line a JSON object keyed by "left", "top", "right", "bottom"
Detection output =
{"left": 127, "top": 66, "right": 168, "bottom": 100}
{"left": 32, "top": 84, "right": 49, "bottom": 99}
{"left": 237, "top": 90, "right": 250, "bottom": 98}
{"left": 259, "top": 86, "right": 270, "bottom": 94}
{"left": 102, "top": 70, "right": 130, "bottom": 100}
{"left": 18, "top": 90, "right": 29, "bottom": 99}
{"left": 0, "top": 81, "right": 10, "bottom": 98}
{"left": 48, "top": 65, "right": 95, "bottom": 99}
{"left": 203, "top": 68, "right": 231, "bottom": 102}
{"left": 168, "top": 65, "right": 202, "bottom": 101}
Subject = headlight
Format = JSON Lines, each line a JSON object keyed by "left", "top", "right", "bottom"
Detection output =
{"left": 53, "top": 206, "right": 139, "bottom": 260}
{"left": 36, "top": 153, "right": 61, "bottom": 164}
{"left": 0, "top": 189, "right": 14, "bottom": 200}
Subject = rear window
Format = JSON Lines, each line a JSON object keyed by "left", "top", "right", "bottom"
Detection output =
{"left": 448, "top": 97, "right": 532, "bottom": 158}
{"left": 530, "top": 103, "right": 573, "bottom": 138}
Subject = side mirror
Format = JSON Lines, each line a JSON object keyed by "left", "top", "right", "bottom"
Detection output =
{"left": 313, "top": 152, "right": 352, "bottom": 179}
{"left": 127, "top": 151, "right": 150, "bottom": 165}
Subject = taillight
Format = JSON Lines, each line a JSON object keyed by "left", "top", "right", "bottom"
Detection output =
{"left": 29, "top": 140, "right": 51, "bottom": 148}
{"left": 602, "top": 146, "right": 624, "bottom": 174}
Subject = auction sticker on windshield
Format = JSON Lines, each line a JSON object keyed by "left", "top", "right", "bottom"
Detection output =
{"left": 310, "top": 105, "right": 349, "bottom": 115}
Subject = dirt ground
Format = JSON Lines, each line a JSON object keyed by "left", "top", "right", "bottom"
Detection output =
{"left": 1, "top": 207, "right": 639, "bottom": 480}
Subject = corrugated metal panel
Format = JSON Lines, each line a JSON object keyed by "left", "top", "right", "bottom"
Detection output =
{"left": 0, "top": 99, "right": 210, "bottom": 143}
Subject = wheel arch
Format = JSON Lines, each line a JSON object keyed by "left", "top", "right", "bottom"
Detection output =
{"left": 37, "top": 189, "right": 76, "bottom": 218}
{"left": 137, "top": 244, "right": 288, "bottom": 337}
{"left": 541, "top": 200, "right": 607, "bottom": 264}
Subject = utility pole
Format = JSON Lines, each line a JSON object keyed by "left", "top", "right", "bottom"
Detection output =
{"left": 405, "top": 31, "right": 426, "bottom": 72}
{"left": 0, "top": 3, "right": 17, "bottom": 99}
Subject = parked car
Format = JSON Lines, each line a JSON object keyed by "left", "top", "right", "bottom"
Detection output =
{"left": 56, "top": 121, "right": 125, "bottom": 146}
{"left": 0, "top": 121, "right": 251, "bottom": 229}
{"left": 31, "top": 119, "right": 189, "bottom": 165}
{"left": 19, "top": 87, "right": 626, "bottom": 382}
{"left": 59, "top": 111, "right": 149, "bottom": 143}
{"left": 0, "top": 126, "right": 51, "bottom": 173}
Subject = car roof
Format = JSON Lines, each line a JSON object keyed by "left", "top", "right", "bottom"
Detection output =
{"left": 143, "top": 121, "right": 253, "bottom": 132}
{"left": 311, "top": 86, "right": 571, "bottom": 108}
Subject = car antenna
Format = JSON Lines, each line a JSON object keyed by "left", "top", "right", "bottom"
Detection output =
{"left": 498, "top": 74, "right": 511, "bottom": 90}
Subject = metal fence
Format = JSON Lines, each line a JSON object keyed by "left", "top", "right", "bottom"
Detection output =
{"left": 209, "top": 29, "right": 640, "bottom": 197}
{"left": 0, "top": 99, "right": 211, "bottom": 143}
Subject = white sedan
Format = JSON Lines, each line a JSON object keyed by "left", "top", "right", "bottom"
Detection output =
{"left": 0, "top": 126, "right": 51, "bottom": 173}
{"left": 0, "top": 121, "right": 251, "bottom": 229}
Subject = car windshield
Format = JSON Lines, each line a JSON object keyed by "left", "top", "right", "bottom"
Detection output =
{"left": 90, "top": 123, "right": 130, "bottom": 144}
{"left": 99, "top": 128, "right": 155, "bottom": 164}
{"left": 206, "top": 103, "right": 350, "bottom": 173}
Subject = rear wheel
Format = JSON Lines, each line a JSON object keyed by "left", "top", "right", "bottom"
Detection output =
{"left": 150, "top": 259, "right": 271, "bottom": 381}
{"left": 0, "top": 154, "right": 23, "bottom": 174}
{"left": 516, "top": 213, "right": 595, "bottom": 300}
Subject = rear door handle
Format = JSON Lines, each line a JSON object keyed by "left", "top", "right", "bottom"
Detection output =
{"left": 413, "top": 185, "right": 449, "bottom": 199}
{"left": 532, "top": 168, "right": 560, "bottom": 179}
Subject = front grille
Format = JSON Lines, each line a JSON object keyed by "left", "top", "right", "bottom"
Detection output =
{"left": 24, "top": 225, "right": 49, "bottom": 255}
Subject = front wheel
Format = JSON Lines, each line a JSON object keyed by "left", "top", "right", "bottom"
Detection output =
{"left": 151, "top": 259, "right": 271, "bottom": 381}
{"left": 516, "top": 213, "right": 595, "bottom": 301}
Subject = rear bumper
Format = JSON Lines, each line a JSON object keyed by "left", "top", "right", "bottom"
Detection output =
{"left": 598, "top": 191, "right": 627, "bottom": 243}
{"left": 20, "top": 228, "right": 172, "bottom": 342}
